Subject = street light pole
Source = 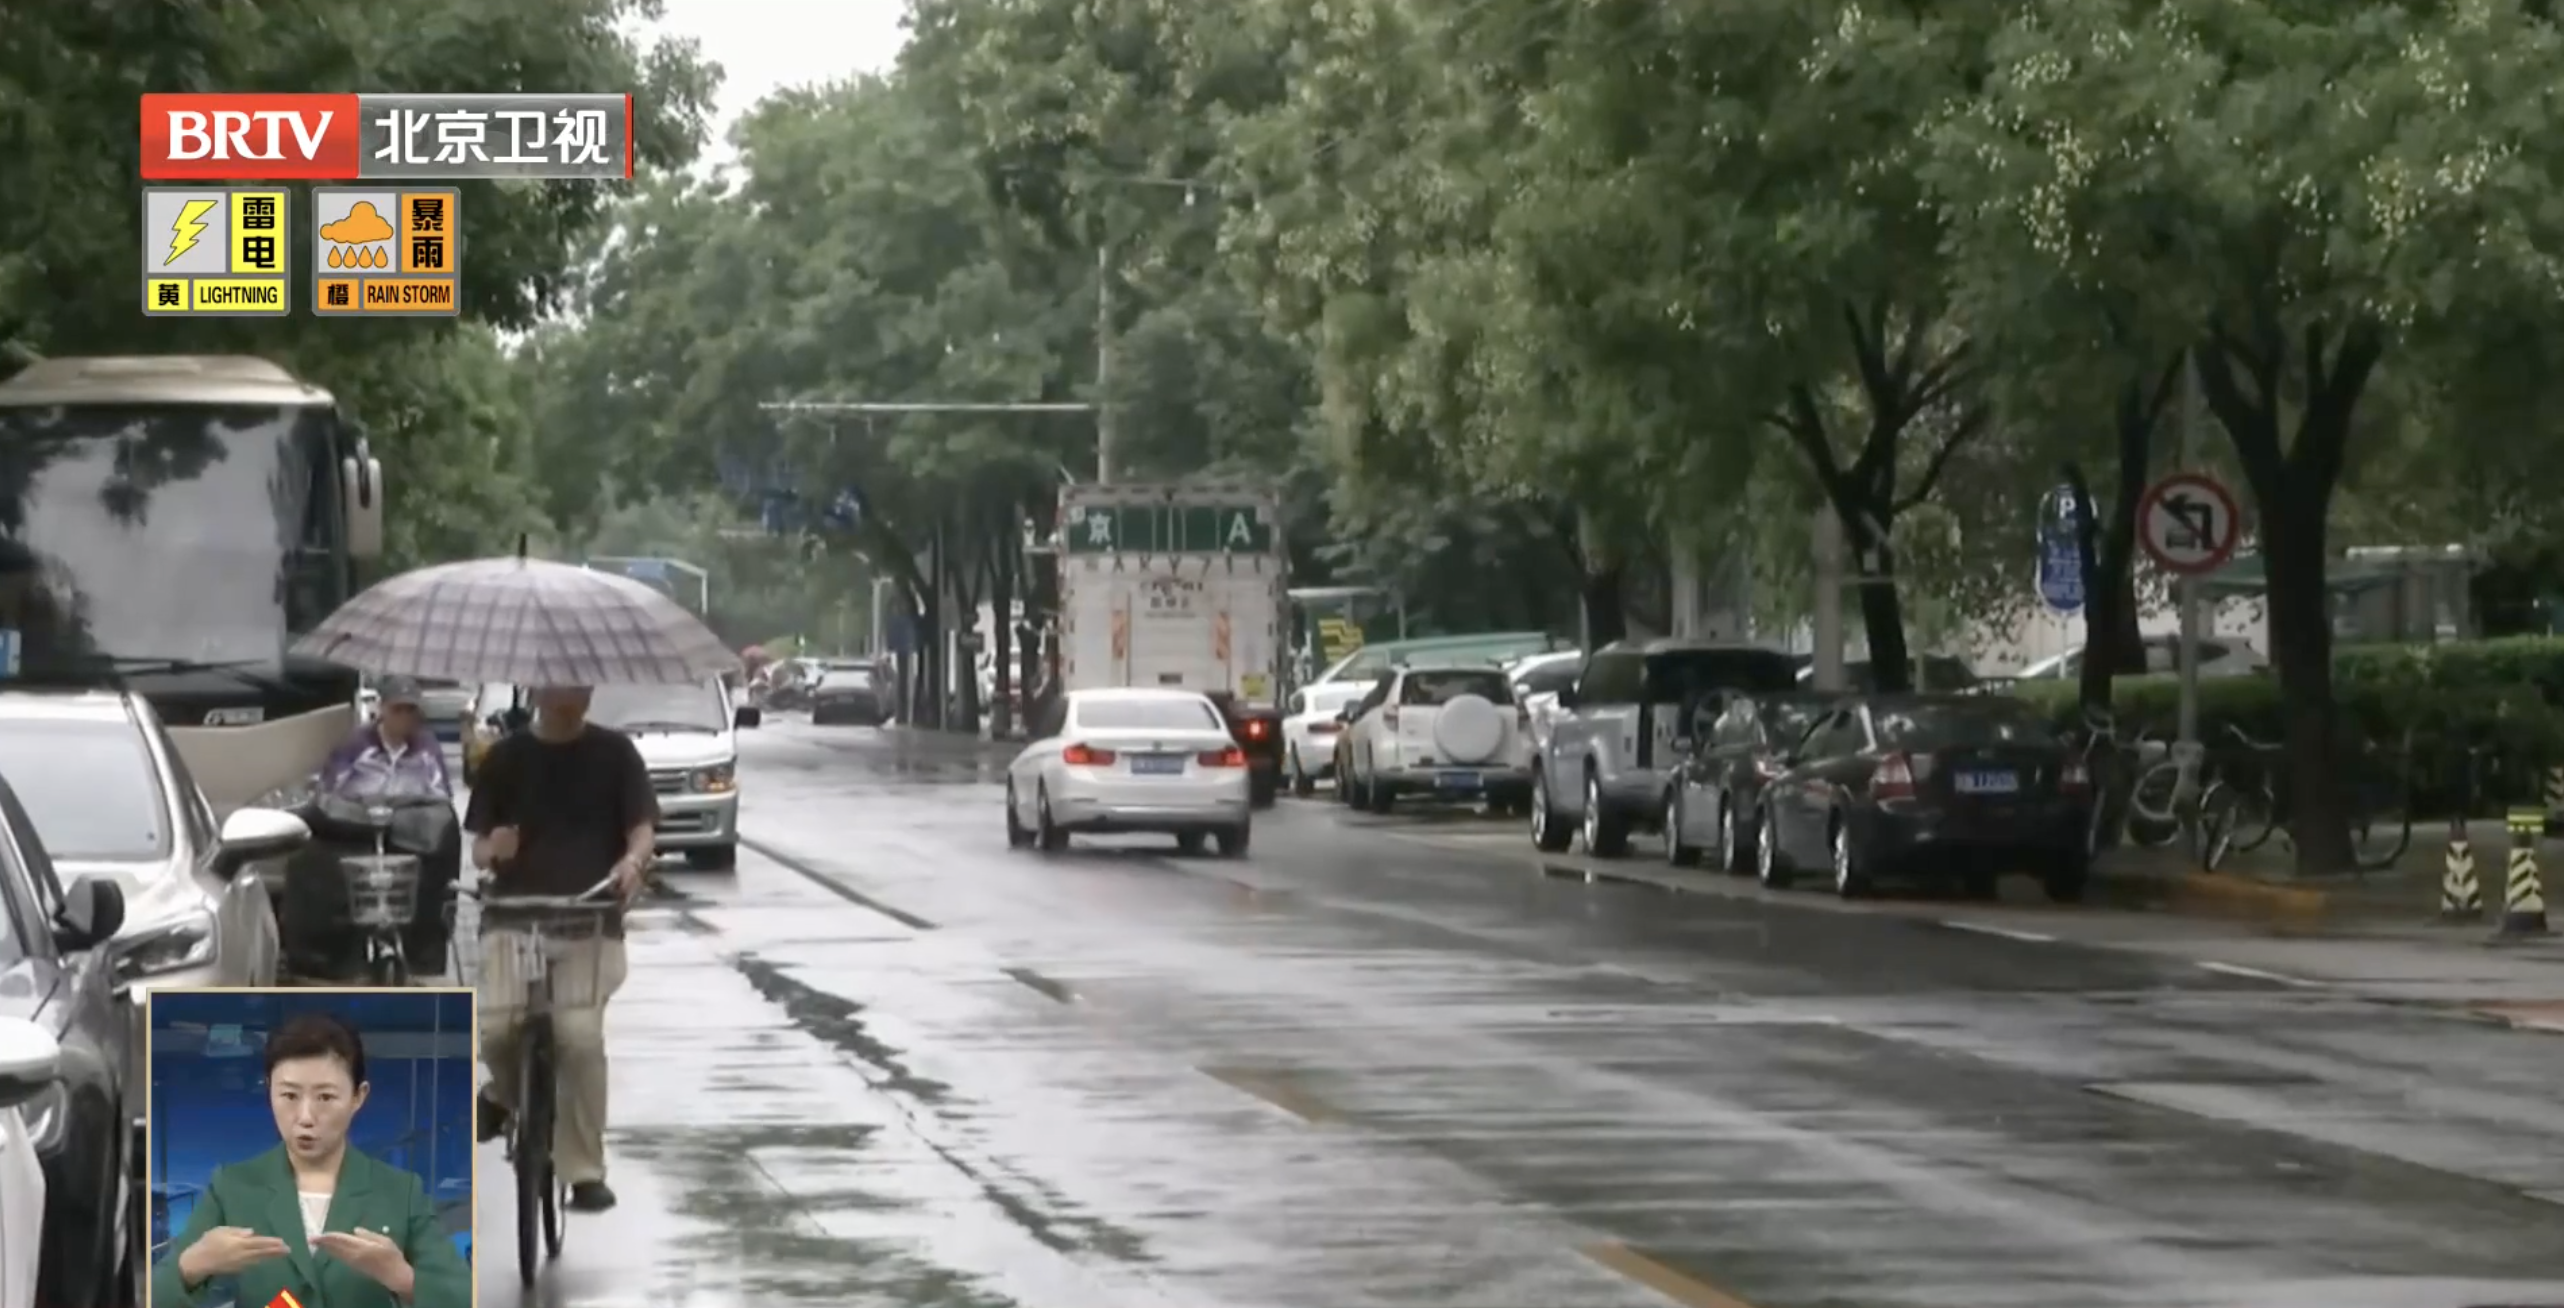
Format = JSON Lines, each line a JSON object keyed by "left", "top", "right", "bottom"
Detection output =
{"left": 1096, "top": 243, "right": 1115, "bottom": 485}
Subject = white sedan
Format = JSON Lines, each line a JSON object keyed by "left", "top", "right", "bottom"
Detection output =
{"left": 0, "top": 1021, "right": 58, "bottom": 1308}
{"left": 1283, "top": 681, "right": 1369, "bottom": 796}
{"left": 1005, "top": 688, "right": 1253, "bottom": 856}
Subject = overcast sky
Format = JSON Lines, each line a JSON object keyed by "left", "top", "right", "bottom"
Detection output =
{"left": 645, "top": 0, "right": 912, "bottom": 163}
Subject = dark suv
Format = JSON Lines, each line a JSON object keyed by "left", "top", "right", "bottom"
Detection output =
{"left": 1532, "top": 640, "right": 1801, "bottom": 856}
{"left": 0, "top": 768, "right": 134, "bottom": 1307}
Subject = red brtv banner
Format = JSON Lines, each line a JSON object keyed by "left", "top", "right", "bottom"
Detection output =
{"left": 140, "top": 92, "right": 634, "bottom": 180}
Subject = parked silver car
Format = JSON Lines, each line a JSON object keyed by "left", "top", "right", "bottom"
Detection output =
{"left": 1531, "top": 640, "right": 1802, "bottom": 857}
{"left": 0, "top": 692, "right": 307, "bottom": 995}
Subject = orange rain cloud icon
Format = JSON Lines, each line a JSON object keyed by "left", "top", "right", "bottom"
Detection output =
{"left": 321, "top": 202, "right": 394, "bottom": 268}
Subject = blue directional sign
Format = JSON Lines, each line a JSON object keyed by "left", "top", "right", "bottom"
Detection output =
{"left": 2036, "top": 485, "right": 2084, "bottom": 614}
{"left": 622, "top": 557, "right": 667, "bottom": 582}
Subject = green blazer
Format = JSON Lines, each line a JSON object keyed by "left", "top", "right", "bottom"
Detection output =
{"left": 152, "top": 1145, "right": 470, "bottom": 1308}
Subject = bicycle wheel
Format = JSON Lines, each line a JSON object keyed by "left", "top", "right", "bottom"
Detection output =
{"left": 2124, "top": 760, "right": 2184, "bottom": 848}
{"left": 2349, "top": 780, "right": 2414, "bottom": 871}
{"left": 514, "top": 1029, "right": 554, "bottom": 1287}
{"left": 532, "top": 1027, "right": 567, "bottom": 1257}
{"left": 2224, "top": 781, "right": 2279, "bottom": 854}
{"left": 2195, "top": 781, "right": 2229, "bottom": 869}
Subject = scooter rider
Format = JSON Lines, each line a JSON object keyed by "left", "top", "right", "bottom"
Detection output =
{"left": 281, "top": 676, "right": 463, "bottom": 978}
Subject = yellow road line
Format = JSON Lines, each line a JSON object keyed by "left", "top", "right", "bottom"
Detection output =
{"left": 1198, "top": 1065, "right": 1339, "bottom": 1122}
{"left": 1580, "top": 1242, "right": 1763, "bottom": 1308}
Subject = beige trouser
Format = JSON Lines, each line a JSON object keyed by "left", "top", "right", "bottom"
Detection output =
{"left": 477, "top": 931, "right": 629, "bottom": 1185}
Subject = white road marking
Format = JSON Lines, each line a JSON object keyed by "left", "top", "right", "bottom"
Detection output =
{"left": 2195, "top": 960, "right": 2325, "bottom": 988}
{"left": 1938, "top": 920, "right": 2056, "bottom": 944}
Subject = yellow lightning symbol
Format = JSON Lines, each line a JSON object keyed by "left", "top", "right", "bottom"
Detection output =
{"left": 166, "top": 198, "right": 217, "bottom": 264}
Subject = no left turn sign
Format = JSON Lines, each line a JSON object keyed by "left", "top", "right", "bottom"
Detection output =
{"left": 2137, "top": 471, "right": 2242, "bottom": 576}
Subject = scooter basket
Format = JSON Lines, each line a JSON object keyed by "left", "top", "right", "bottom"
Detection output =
{"left": 340, "top": 853, "right": 421, "bottom": 929}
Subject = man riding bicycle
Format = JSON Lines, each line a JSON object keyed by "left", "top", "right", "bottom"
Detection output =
{"left": 464, "top": 683, "right": 656, "bottom": 1213}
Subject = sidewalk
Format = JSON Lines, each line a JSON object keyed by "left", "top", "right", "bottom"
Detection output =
{"left": 2091, "top": 814, "right": 2564, "bottom": 930}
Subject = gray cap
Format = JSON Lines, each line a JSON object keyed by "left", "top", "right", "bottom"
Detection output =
{"left": 373, "top": 674, "right": 424, "bottom": 708}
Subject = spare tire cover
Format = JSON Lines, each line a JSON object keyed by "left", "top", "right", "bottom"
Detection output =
{"left": 1433, "top": 694, "right": 1507, "bottom": 764}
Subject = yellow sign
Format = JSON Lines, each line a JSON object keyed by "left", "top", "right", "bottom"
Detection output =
{"left": 191, "top": 279, "right": 289, "bottom": 315}
{"left": 311, "top": 186, "right": 461, "bottom": 317}
{"left": 1318, "top": 617, "right": 1362, "bottom": 663}
{"left": 359, "top": 278, "right": 457, "bottom": 313}
{"left": 141, "top": 187, "right": 294, "bottom": 316}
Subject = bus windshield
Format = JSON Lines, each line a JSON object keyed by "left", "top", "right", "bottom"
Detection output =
{"left": 0, "top": 403, "right": 342, "bottom": 673}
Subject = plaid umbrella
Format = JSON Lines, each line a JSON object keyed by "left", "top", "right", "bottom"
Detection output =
{"left": 291, "top": 556, "right": 738, "bottom": 686}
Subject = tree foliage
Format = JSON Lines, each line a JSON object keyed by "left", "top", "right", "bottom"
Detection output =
{"left": 507, "top": 0, "right": 2564, "bottom": 865}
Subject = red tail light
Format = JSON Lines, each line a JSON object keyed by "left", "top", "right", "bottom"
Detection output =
{"left": 1243, "top": 718, "right": 1270, "bottom": 739}
{"left": 1062, "top": 743, "right": 1118, "bottom": 766}
{"left": 1382, "top": 706, "right": 1401, "bottom": 728}
{"left": 1874, "top": 752, "right": 1917, "bottom": 800}
{"left": 1198, "top": 747, "right": 1247, "bottom": 767}
{"left": 2060, "top": 759, "right": 2091, "bottom": 791}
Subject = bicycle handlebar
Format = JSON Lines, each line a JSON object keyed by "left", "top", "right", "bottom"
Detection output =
{"left": 2222, "top": 722, "right": 2279, "bottom": 751}
{"left": 455, "top": 875, "right": 620, "bottom": 911}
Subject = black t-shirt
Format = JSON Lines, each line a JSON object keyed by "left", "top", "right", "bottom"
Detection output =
{"left": 463, "top": 725, "right": 657, "bottom": 936}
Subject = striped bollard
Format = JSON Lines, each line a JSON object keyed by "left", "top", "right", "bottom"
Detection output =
{"left": 2502, "top": 809, "right": 2549, "bottom": 937}
{"left": 2440, "top": 818, "right": 2482, "bottom": 922}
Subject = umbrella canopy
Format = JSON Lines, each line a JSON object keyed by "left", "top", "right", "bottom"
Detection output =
{"left": 292, "top": 556, "right": 738, "bottom": 686}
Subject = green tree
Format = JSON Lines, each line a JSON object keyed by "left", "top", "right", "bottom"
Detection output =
{"left": 1925, "top": 0, "right": 2564, "bottom": 868}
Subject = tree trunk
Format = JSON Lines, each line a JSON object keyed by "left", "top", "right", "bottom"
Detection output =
{"left": 990, "top": 539, "right": 1016, "bottom": 739}
{"left": 1581, "top": 566, "right": 1628, "bottom": 647}
{"left": 1854, "top": 541, "right": 1911, "bottom": 690}
{"left": 2194, "top": 320, "right": 2382, "bottom": 874}
{"left": 2066, "top": 360, "right": 2174, "bottom": 705}
{"left": 2259, "top": 476, "right": 2348, "bottom": 871}
{"left": 1573, "top": 505, "right": 1629, "bottom": 646}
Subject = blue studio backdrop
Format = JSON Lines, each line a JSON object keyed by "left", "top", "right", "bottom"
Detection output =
{"left": 150, "top": 990, "right": 475, "bottom": 1268}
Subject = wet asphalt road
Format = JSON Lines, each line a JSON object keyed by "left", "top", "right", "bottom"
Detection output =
{"left": 474, "top": 718, "right": 2564, "bottom": 1308}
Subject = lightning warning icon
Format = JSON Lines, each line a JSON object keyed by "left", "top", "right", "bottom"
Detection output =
{"left": 166, "top": 198, "right": 217, "bottom": 264}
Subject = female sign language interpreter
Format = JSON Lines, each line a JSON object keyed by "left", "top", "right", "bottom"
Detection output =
{"left": 151, "top": 1013, "right": 470, "bottom": 1308}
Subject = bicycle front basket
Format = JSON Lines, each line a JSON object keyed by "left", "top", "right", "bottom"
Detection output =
{"left": 339, "top": 853, "right": 421, "bottom": 929}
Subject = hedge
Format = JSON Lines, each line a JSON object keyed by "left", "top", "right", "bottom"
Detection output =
{"left": 2004, "top": 636, "right": 2564, "bottom": 817}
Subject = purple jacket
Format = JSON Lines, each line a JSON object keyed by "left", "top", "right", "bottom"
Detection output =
{"left": 320, "top": 723, "right": 452, "bottom": 798}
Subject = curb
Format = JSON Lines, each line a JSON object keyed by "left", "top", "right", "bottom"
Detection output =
{"left": 2093, "top": 867, "right": 2334, "bottom": 927}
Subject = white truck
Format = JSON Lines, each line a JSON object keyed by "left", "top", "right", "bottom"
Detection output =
{"left": 1056, "top": 482, "right": 1288, "bottom": 804}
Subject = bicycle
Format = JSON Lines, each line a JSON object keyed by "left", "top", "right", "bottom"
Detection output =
{"left": 450, "top": 873, "right": 619, "bottom": 1287}
{"left": 2075, "top": 709, "right": 2181, "bottom": 854}
{"left": 2198, "top": 723, "right": 2415, "bottom": 873}
{"left": 2195, "top": 723, "right": 2283, "bottom": 870}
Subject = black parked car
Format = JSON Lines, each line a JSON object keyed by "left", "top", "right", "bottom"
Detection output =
{"left": 810, "top": 662, "right": 887, "bottom": 725}
{"left": 1663, "top": 691, "right": 1838, "bottom": 873}
{"left": 1756, "top": 694, "right": 2091, "bottom": 901}
{"left": 0, "top": 769, "right": 136, "bottom": 1307}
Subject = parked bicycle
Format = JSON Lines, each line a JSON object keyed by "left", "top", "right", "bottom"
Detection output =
{"left": 2074, "top": 708, "right": 2181, "bottom": 855}
{"left": 2197, "top": 723, "right": 2414, "bottom": 872}
{"left": 451, "top": 874, "right": 619, "bottom": 1287}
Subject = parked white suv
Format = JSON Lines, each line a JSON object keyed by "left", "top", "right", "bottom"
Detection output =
{"left": 1340, "top": 663, "right": 1532, "bottom": 813}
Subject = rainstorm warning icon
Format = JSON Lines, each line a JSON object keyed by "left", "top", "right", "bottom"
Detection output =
{"left": 321, "top": 201, "right": 393, "bottom": 269}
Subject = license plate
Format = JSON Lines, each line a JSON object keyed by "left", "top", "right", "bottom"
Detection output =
{"left": 1955, "top": 770, "right": 2018, "bottom": 794}
{"left": 1436, "top": 771, "right": 1484, "bottom": 790}
{"left": 1129, "top": 754, "right": 1186, "bottom": 776}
